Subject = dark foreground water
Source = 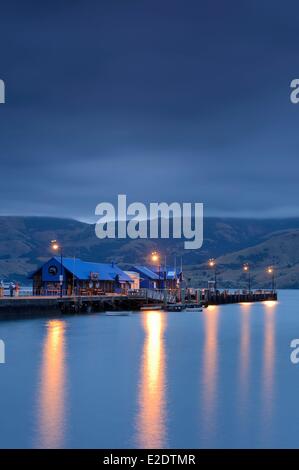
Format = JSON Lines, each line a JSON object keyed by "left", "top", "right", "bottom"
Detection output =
{"left": 0, "top": 290, "right": 299, "bottom": 449}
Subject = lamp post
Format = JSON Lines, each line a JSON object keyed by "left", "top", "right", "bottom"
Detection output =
{"left": 243, "top": 263, "right": 251, "bottom": 292}
{"left": 208, "top": 258, "right": 217, "bottom": 291}
{"left": 151, "top": 251, "right": 161, "bottom": 289}
{"left": 267, "top": 266, "right": 275, "bottom": 292}
{"left": 51, "top": 240, "right": 63, "bottom": 298}
{"left": 164, "top": 254, "right": 167, "bottom": 289}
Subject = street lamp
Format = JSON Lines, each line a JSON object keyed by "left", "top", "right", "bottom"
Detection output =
{"left": 51, "top": 240, "right": 63, "bottom": 298}
{"left": 208, "top": 258, "right": 217, "bottom": 291}
{"left": 267, "top": 266, "right": 275, "bottom": 292}
{"left": 243, "top": 263, "right": 251, "bottom": 292}
{"left": 151, "top": 251, "right": 161, "bottom": 288}
{"left": 151, "top": 251, "right": 159, "bottom": 263}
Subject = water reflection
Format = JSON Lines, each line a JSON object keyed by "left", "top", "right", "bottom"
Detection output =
{"left": 261, "top": 301, "right": 276, "bottom": 433}
{"left": 35, "top": 319, "right": 67, "bottom": 448}
{"left": 136, "top": 311, "right": 167, "bottom": 448}
{"left": 201, "top": 306, "right": 219, "bottom": 437}
{"left": 239, "top": 304, "right": 251, "bottom": 416}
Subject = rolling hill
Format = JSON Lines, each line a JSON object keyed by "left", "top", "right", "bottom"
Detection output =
{"left": 0, "top": 216, "right": 298, "bottom": 288}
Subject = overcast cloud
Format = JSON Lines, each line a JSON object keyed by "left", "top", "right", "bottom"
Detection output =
{"left": 0, "top": 0, "right": 299, "bottom": 220}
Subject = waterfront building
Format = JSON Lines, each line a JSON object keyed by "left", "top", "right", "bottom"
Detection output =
{"left": 130, "top": 265, "right": 182, "bottom": 290}
{"left": 129, "top": 266, "right": 160, "bottom": 289}
{"left": 30, "top": 257, "right": 133, "bottom": 296}
{"left": 124, "top": 271, "right": 140, "bottom": 290}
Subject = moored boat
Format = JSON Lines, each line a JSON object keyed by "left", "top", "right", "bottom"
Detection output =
{"left": 164, "top": 304, "right": 185, "bottom": 312}
{"left": 140, "top": 305, "right": 162, "bottom": 311}
{"left": 184, "top": 303, "right": 203, "bottom": 312}
{"left": 105, "top": 311, "right": 130, "bottom": 316}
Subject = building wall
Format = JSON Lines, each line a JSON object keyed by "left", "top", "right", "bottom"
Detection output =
{"left": 32, "top": 257, "right": 133, "bottom": 296}
{"left": 139, "top": 278, "right": 157, "bottom": 289}
{"left": 33, "top": 274, "right": 131, "bottom": 296}
{"left": 124, "top": 271, "right": 140, "bottom": 290}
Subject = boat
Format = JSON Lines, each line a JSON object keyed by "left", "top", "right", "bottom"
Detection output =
{"left": 140, "top": 305, "right": 162, "bottom": 311}
{"left": 164, "top": 304, "right": 185, "bottom": 312}
{"left": 184, "top": 304, "right": 203, "bottom": 312}
{"left": 105, "top": 311, "right": 130, "bottom": 316}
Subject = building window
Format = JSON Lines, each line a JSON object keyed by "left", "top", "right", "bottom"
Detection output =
{"left": 48, "top": 265, "right": 58, "bottom": 276}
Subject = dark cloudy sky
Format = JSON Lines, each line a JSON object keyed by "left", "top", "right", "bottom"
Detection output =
{"left": 0, "top": 0, "right": 299, "bottom": 220}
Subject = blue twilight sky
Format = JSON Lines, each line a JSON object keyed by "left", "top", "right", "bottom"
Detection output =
{"left": 0, "top": 0, "right": 299, "bottom": 221}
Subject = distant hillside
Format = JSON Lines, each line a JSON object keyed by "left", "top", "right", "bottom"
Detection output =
{"left": 188, "top": 229, "right": 299, "bottom": 289}
{"left": 0, "top": 216, "right": 299, "bottom": 288}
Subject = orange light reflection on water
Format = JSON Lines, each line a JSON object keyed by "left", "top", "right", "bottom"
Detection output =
{"left": 35, "top": 319, "right": 67, "bottom": 448}
{"left": 264, "top": 300, "right": 277, "bottom": 309}
{"left": 261, "top": 301, "right": 276, "bottom": 431}
{"left": 201, "top": 305, "right": 219, "bottom": 437}
{"left": 239, "top": 303, "right": 251, "bottom": 417}
{"left": 136, "top": 311, "right": 167, "bottom": 448}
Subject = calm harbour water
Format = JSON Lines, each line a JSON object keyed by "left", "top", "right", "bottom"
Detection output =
{"left": 0, "top": 290, "right": 299, "bottom": 449}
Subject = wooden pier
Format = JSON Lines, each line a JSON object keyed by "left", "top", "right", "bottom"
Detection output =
{"left": 203, "top": 291, "right": 277, "bottom": 305}
{"left": 0, "top": 289, "right": 277, "bottom": 319}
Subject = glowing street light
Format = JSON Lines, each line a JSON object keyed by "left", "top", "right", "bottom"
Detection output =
{"left": 151, "top": 251, "right": 162, "bottom": 288}
{"left": 243, "top": 263, "right": 251, "bottom": 292}
{"left": 51, "top": 240, "right": 63, "bottom": 298}
{"left": 51, "top": 241, "right": 59, "bottom": 251}
{"left": 267, "top": 266, "right": 275, "bottom": 292}
{"left": 208, "top": 258, "right": 217, "bottom": 291}
{"left": 151, "top": 251, "right": 159, "bottom": 263}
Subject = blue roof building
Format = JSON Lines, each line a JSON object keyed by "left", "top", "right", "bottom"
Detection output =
{"left": 129, "top": 265, "right": 182, "bottom": 289}
{"left": 30, "top": 257, "right": 133, "bottom": 296}
{"left": 129, "top": 265, "right": 160, "bottom": 289}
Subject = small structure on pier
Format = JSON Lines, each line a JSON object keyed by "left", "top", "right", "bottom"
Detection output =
{"left": 129, "top": 266, "right": 160, "bottom": 289}
{"left": 29, "top": 257, "right": 133, "bottom": 296}
{"left": 124, "top": 271, "right": 140, "bottom": 290}
{"left": 129, "top": 265, "right": 182, "bottom": 290}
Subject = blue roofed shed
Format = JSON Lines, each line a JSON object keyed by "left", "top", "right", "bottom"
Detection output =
{"left": 30, "top": 257, "right": 133, "bottom": 296}
{"left": 129, "top": 265, "right": 159, "bottom": 289}
{"left": 129, "top": 265, "right": 182, "bottom": 289}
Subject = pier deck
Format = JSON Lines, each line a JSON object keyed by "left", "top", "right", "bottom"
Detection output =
{"left": 205, "top": 291, "right": 277, "bottom": 305}
{"left": 0, "top": 290, "right": 277, "bottom": 318}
